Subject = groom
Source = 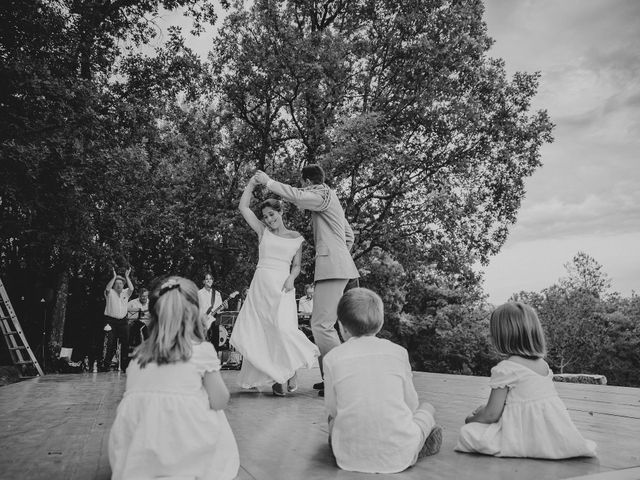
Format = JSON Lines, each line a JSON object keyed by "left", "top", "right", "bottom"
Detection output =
{"left": 255, "top": 165, "right": 359, "bottom": 396}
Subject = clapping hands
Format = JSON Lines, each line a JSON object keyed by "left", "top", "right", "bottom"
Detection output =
{"left": 112, "top": 266, "right": 132, "bottom": 277}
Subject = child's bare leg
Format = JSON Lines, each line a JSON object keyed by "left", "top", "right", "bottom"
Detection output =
{"left": 414, "top": 402, "right": 442, "bottom": 459}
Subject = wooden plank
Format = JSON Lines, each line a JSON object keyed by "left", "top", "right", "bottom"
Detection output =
{"left": 0, "top": 368, "right": 638, "bottom": 480}
{"left": 0, "top": 374, "right": 123, "bottom": 480}
{"left": 565, "top": 467, "right": 640, "bottom": 480}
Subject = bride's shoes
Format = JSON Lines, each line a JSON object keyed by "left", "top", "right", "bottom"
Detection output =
{"left": 287, "top": 374, "right": 298, "bottom": 393}
{"left": 272, "top": 383, "right": 287, "bottom": 397}
{"left": 272, "top": 374, "right": 298, "bottom": 396}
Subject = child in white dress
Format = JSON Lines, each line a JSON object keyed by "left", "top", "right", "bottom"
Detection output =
{"left": 456, "top": 302, "right": 597, "bottom": 459}
{"left": 108, "top": 276, "right": 239, "bottom": 480}
{"left": 324, "top": 288, "right": 443, "bottom": 473}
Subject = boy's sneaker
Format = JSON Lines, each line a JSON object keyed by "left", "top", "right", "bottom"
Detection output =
{"left": 313, "top": 381, "right": 324, "bottom": 390}
{"left": 418, "top": 425, "right": 443, "bottom": 458}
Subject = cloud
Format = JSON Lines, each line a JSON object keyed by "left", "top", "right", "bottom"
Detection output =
{"left": 481, "top": 0, "right": 640, "bottom": 240}
{"left": 481, "top": 231, "right": 640, "bottom": 303}
{"left": 511, "top": 184, "right": 640, "bottom": 243}
{"left": 482, "top": 0, "right": 640, "bottom": 302}
{"left": 540, "top": 57, "right": 640, "bottom": 143}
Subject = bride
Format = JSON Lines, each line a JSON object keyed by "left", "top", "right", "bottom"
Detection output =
{"left": 230, "top": 175, "right": 319, "bottom": 396}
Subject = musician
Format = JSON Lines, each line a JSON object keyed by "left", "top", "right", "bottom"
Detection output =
{"left": 127, "top": 288, "right": 150, "bottom": 349}
{"left": 127, "top": 288, "right": 150, "bottom": 325}
{"left": 198, "top": 273, "right": 222, "bottom": 330}
{"left": 298, "top": 284, "right": 314, "bottom": 316}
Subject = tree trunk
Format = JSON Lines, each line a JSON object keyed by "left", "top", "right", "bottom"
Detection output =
{"left": 47, "top": 270, "right": 69, "bottom": 368}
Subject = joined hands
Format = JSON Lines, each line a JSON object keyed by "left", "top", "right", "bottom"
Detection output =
{"left": 254, "top": 170, "right": 270, "bottom": 185}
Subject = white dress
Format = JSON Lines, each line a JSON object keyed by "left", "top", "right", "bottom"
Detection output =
{"left": 456, "top": 359, "right": 597, "bottom": 459}
{"left": 230, "top": 228, "right": 319, "bottom": 388}
{"left": 108, "top": 342, "right": 239, "bottom": 480}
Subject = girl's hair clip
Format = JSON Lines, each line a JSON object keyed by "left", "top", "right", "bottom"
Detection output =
{"left": 159, "top": 279, "right": 180, "bottom": 296}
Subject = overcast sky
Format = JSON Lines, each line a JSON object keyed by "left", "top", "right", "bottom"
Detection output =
{"left": 151, "top": 1, "right": 640, "bottom": 303}
{"left": 481, "top": 0, "right": 640, "bottom": 303}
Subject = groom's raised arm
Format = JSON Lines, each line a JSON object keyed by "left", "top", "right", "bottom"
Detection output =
{"left": 265, "top": 179, "right": 327, "bottom": 211}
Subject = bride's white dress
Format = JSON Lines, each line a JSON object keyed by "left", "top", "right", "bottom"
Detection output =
{"left": 230, "top": 228, "right": 319, "bottom": 388}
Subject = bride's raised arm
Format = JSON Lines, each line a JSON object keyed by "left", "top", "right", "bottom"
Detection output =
{"left": 239, "top": 175, "right": 266, "bottom": 237}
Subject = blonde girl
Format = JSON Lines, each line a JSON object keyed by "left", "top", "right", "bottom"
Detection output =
{"left": 108, "top": 276, "right": 239, "bottom": 480}
{"left": 455, "top": 302, "right": 597, "bottom": 459}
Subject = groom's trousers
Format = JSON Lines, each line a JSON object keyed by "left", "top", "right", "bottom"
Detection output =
{"left": 312, "top": 278, "right": 349, "bottom": 376}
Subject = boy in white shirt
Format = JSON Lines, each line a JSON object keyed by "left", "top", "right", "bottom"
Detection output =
{"left": 323, "top": 288, "right": 442, "bottom": 473}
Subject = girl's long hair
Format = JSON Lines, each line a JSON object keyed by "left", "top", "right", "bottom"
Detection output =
{"left": 490, "top": 302, "right": 547, "bottom": 359}
{"left": 134, "top": 276, "right": 207, "bottom": 368}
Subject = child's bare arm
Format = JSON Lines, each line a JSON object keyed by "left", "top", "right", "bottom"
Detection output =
{"left": 465, "top": 387, "right": 508, "bottom": 424}
{"left": 203, "top": 370, "right": 230, "bottom": 411}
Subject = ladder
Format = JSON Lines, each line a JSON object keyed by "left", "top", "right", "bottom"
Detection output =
{"left": 0, "top": 278, "right": 44, "bottom": 377}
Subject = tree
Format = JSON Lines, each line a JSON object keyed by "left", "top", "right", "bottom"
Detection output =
{"left": 514, "top": 253, "right": 612, "bottom": 374}
{"left": 560, "top": 251, "right": 612, "bottom": 298}
{"left": 516, "top": 287, "right": 606, "bottom": 374}
{"left": 2, "top": 0, "right": 554, "bottom": 374}
{"left": 213, "top": 0, "right": 554, "bottom": 283}
{"left": 0, "top": 0, "right": 217, "bottom": 366}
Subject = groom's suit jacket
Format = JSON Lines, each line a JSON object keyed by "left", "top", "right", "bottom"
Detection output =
{"left": 266, "top": 180, "right": 359, "bottom": 282}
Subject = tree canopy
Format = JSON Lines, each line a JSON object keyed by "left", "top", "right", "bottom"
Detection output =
{"left": 1, "top": 0, "right": 555, "bottom": 374}
{"left": 514, "top": 252, "right": 639, "bottom": 386}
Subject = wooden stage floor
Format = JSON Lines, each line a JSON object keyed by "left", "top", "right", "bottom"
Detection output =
{"left": 1, "top": 367, "right": 639, "bottom": 480}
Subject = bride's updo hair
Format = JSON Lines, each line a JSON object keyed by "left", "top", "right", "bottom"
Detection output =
{"left": 260, "top": 198, "right": 283, "bottom": 213}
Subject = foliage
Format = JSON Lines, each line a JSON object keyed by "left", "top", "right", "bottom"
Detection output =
{"left": 357, "top": 249, "right": 498, "bottom": 375}
{"left": 213, "top": 0, "right": 554, "bottom": 274}
{"left": 559, "top": 251, "right": 612, "bottom": 298}
{"left": 513, "top": 253, "right": 640, "bottom": 387}
{"left": 515, "top": 286, "right": 607, "bottom": 374}
{"left": 1, "top": 0, "right": 553, "bottom": 376}
{"left": 0, "top": 0, "right": 217, "bottom": 365}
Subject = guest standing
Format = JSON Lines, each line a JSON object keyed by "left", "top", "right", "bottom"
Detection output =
{"left": 101, "top": 267, "right": 133, "bottom": 372}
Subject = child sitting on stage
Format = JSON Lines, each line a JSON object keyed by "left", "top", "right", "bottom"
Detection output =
{"left": 323, "top": 287, "right": 442, "bottom": 473}
{"left": 108, "top": 276, "right": 239, "bottom": 480}
{"left": 456, "top": 302, "right": 597, "bottom": 459}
